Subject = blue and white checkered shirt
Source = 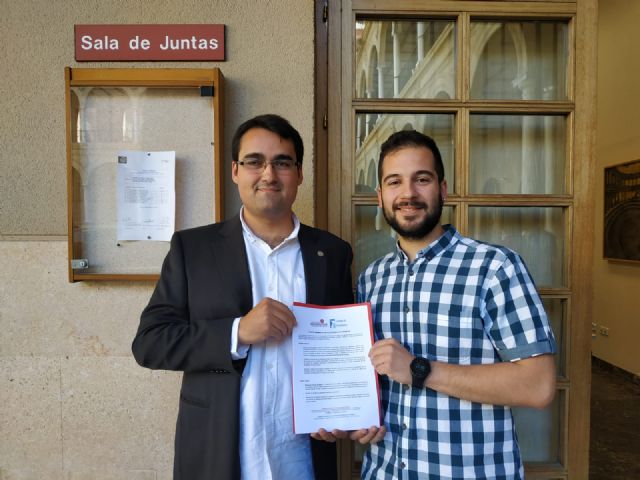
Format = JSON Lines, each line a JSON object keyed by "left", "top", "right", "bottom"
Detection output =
{"left": 357, "top": 225, "right": 556, "bottom": 480}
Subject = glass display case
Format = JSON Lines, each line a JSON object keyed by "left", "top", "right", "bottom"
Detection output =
{"left": 65, "top": 68, "right": 224, "bottom": 281}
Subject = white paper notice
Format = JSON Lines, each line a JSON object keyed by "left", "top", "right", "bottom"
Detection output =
{"left": 116, "top": 151, "right": 175, "bottom": 241}
{"left": 291, "top": 302, "right": 381, "bottom": 434}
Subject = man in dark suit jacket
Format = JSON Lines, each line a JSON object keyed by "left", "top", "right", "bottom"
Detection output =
{"left": 132, "top": 114, "right": 353, "bottom": 480}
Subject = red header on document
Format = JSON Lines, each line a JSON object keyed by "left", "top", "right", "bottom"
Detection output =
{"left": 75, "top": 24, "right": 226, "bottom": 61}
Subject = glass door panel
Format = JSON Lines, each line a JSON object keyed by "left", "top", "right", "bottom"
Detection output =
{"left": 353, "top": 205, "right": 455, "bottom": 276}
{"left": 355, "top": 19, "right": 456, "bottom": 100}
{"left": 543, "top": 298, "right": 567, "bottom": 377}
{"left": 355, "top": 113, "right": 455, "bottom": 193}
{"left": 353, "top": 205, "right": 396, "bottom": 275}
{"left": 470, "top": 20, "right": 569, "bottom": 101}
{"left": 469, "top": 114, "right": 567, "bottom": 195}
{"left": 468, "top": 206, "right": 565, "bottom": 287}
{"left": 513, "top": 390, "right": 564, "bottom": 463}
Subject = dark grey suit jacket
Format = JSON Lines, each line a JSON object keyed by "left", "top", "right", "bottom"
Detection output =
{"left": 132, "top": 215, "right": 353, "bottom": 480}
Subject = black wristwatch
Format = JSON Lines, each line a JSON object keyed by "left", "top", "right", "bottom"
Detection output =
{"left": 410, "top": 356, "right": 431, "bottom": 388}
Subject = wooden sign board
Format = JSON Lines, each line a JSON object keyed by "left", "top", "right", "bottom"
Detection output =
{"left": 75, "top": 24, "right": 225, "bottom": 61}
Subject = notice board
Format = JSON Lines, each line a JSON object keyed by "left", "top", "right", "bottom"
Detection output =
{"left": 64, "top": 68, "right": 224, "bottom": 282}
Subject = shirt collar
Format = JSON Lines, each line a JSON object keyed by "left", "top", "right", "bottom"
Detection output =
{"left": 394, "top": 224, "right": 459, "bottom": 262}
{"left": 239, "top": 206, "right": 301, "bottom": 248}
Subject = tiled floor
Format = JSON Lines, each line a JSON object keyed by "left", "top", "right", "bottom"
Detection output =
{"left": 589, "top": 357, "right": 640, "bottom": 479}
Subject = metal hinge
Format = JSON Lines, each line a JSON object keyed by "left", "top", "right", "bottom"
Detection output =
{"left": 323, "top": 113, "right": 328, "bottom": 129}
{"left": 71, "top": 259, "right": 89, "bottom": 270}
{"left": 323, "top": 2, "right": 328, "bottom": 23}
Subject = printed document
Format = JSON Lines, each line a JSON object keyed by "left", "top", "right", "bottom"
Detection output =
{"left": 291, "top": 302, "right": 381, "bottom": 434}
{"left": 116, "top": 151, "right": 175, "bottom": 241}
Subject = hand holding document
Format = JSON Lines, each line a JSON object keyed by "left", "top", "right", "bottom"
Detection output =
{"left": 291, "top": 302, "right": 381, "bottom": 434}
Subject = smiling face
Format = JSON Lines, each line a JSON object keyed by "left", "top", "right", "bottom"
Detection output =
{"left": 378, "top": 145, "right": 447, "bottom": 243}
{"left": 231, "top": 127, "right": 303, "bottom": 224}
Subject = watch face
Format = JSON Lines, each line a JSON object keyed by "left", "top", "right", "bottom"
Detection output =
{"left": 411, "top": 357, "right": 431, "bottom": 377}
{"left": 410, "top": 357, "right": 431, "bottom": 388}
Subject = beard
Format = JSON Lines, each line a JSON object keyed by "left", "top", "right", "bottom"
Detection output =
{"left": 382, "top": 195, "right": 444, "bottom": 240}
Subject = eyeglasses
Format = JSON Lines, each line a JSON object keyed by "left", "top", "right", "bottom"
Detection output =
{"left": 237, "top": 157, "right": 300, "bottom": 172}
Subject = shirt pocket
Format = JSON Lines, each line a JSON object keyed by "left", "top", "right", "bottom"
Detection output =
{"left": 430, "top": 306, "right": 475, "bottom": 364}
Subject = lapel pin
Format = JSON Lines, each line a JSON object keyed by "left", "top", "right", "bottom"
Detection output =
{"left": 317, "top": 250, "right": 325, "bottom": 257}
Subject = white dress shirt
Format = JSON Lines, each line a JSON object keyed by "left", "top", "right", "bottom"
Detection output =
{"left": 231, "top": 209, "right": 314, "bottom": 480}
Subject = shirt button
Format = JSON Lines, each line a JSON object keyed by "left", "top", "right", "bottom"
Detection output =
{"left": 402, "top": 422, "right": 407, "bottom": 430}
{"left": 400, "top": 461, "right": 406, "bottom": 469}
{"left": 404, "top": 306, "right": 410, "bottom": 313}
{"left": 409, "top": 270, "right": 414, "bottom": 276}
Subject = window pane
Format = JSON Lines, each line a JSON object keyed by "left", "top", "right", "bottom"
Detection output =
{"left": 354, "top": 205, "right": 396, "bottom": 275}
{"left": 468, "top": 207, "right": 565, "bottom": 287}
{"left": 469, "top": 114, "right": 566, "bottom": 195}
{"left": 513, "top": 390, "right": 564, "bottom": 463}
{"left": 355, "top": 113, "right": 455, "bottom": 193}
{"left": 354, "top": 205, "right": 454, "bottom": 276}
{"left": 355, "top": 19, "right": 456, "bottom": 99}
{"left": 470, "top": 20, "right": 568, "bottom": 100}
{"left": 543, "top": 298, "right": 566, "bottom": 377}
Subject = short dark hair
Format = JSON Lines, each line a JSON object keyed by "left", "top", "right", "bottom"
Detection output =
{"left": 231, "top": 114, "right": 304, "bottom": 165}
{"left": 378, "top": 130, "right": 445, "bottom": 184}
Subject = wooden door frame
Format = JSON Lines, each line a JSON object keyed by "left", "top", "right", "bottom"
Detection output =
{"left": 314, "top": 0, "right": 329, "bottom": 230}
{"left": 314, "top": 1, "right": 597, "bottom": 478}
{"left": 567, "top": 1, "right": 598, "bottom": 478}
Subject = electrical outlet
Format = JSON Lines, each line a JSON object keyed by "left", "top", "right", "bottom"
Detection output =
{"left": 599, "top": 326, "right": 609, "bottom": 337}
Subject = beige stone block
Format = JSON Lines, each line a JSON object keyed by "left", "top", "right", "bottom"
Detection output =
{"left": 66, "top": 470, "right": 156, "bottom": 480}
{"left": 156, "top": 470, "right": 173, "bottom": 480}
{"left": 0, "top": 241, "right": 154, "bottom": 357}
{"left": 0, "top": 468, "right": 63, "bottom": 480}
{"left": 61, "top": 356, "right": 180, "bottom": 473}
{"left": 0, "top": 357, "right": 62, "bottom": 475}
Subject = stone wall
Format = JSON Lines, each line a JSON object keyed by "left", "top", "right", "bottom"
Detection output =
{"left": 0, "top": 1, "right": 315, "bottom": 478}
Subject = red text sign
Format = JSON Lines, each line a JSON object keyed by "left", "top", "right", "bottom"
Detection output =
{"left": 75, "top": 24, "right": 226, "bottom": 61}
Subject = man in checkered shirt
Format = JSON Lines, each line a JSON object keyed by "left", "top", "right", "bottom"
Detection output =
{"left": 350, "top": 130, "right": 557, "bottom": 479}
